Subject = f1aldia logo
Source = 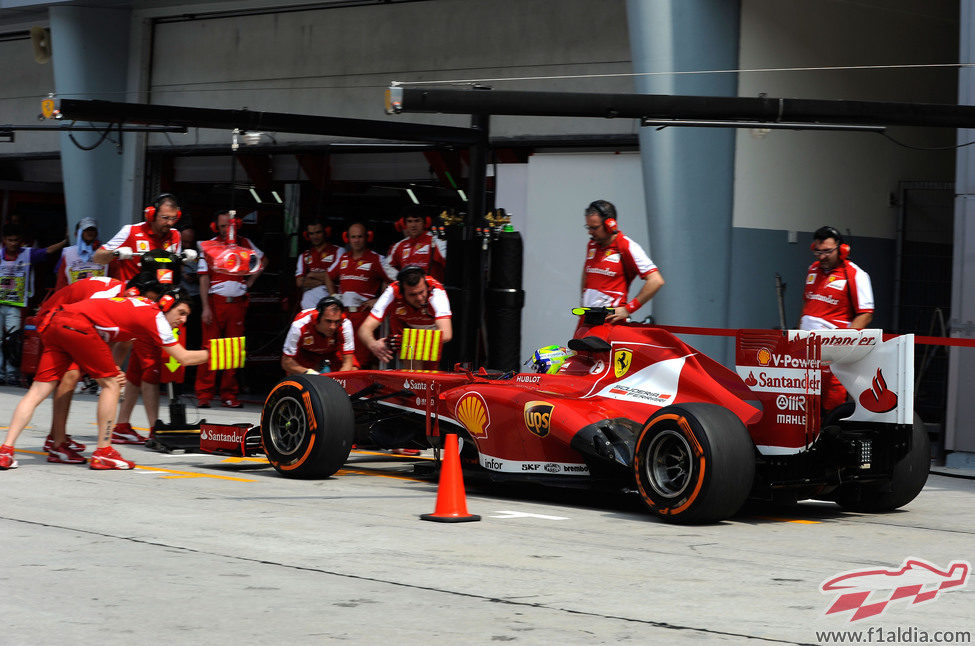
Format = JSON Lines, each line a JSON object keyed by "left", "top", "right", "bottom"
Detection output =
{"left": 523, "top": 401, "right": 554, "bottom": 438}
{"left": 820, "top": 557, "right": 970, "bottom": 622}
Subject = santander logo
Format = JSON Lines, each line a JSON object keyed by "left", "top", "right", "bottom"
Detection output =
{"left": 858, "top": 368, "right": 898, "bottom": 413}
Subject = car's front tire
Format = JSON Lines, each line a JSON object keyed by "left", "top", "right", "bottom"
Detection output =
{"left": 261, "top": 375, "right": 354, "bottom": 478}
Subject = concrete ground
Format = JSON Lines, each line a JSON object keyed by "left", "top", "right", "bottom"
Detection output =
{"left": 0, "top": 383, "right": 972, "bottom": 646}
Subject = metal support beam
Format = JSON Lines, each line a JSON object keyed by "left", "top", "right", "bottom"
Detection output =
{"left": 52, "top": 98, "right": 482, "bottom": 146}
{"left": 388, "top": 87, "right": 975, "bottom": 129}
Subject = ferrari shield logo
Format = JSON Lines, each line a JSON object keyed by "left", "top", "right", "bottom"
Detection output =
{"left": 613, "top": 349, "right": 633, "bottom": 378}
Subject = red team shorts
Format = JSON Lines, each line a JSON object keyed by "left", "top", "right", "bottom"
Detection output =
{"left": 36, "top": 312, "right": 118, "bottom": 382}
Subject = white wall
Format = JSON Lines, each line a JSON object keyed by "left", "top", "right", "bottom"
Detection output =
{"left": 734, "top": 0, "right": 957, "bottom": 239}
{"left": 513, "top": 151, "right": 647, "bottom": 358}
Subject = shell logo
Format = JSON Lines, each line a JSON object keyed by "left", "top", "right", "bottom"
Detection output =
{"left": 757, "top": 347, "right": 772, "bottom": 366}
{"left": 455, "top": 392, "right": 490, "bottom": 437}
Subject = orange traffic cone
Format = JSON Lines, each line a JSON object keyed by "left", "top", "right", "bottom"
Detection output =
{"left": 420, "top": 432, "right": 481, "bottom": 523}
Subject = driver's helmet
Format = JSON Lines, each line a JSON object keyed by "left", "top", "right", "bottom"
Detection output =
{"left": 527, "top": 345, "right": 575, "bottom": 374}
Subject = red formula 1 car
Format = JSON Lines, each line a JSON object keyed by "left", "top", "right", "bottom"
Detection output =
{"left": 202, "top": 310, "right": 929, "bottom": 523}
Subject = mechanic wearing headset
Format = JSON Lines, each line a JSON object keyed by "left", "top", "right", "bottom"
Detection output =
{"left": 281, "top": 296, "right": 357, "bottom": 375}
{"left": 92, "top": 194, "right": 184, "bottom": 443}
{"left": 195, "top": 210, "right": 266, "bottom": 408}
{"left": 385, "top": 206, "right": 446, "bottom": 282}
{"left": 328, "top": 221, "right": 388, "bottom": 368}
{"left": 580, "top": 199, "right": 664, "bottom": 325}
{"left": 800, "top": 225, "right": 875, "bottom": 410}
{"left": 33, "top": 274, "right": 145, "bottom": 463}
{"left": 358, "top": 264, "right": 452, "bottom": 365}
{"left": 112, "top": 263, "right": 183, "bottom": 441}
{"left": 92, "top": 193, "right": 183, "bottom": 281}
{"left": 295, "top": 219, "right": 342, "bottom": 310}
{"left": 0, "top": 287, "right": 208, "bottom": 470}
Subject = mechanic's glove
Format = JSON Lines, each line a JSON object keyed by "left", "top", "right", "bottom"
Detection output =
{"left": 180, "top": 248, "right": 198, "bottom": 263}
{"left": 304, "top": 368, "right": 319, "bottom": 375}
{"left": 114, "top": 246, "right": 134, "bottom": 260}
{"left": 385, "top": 334, "right": 402, "bottom": 354}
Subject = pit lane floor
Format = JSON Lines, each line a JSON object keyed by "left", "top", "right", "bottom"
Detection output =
{"left": 0, "top": 385, "right": 972, "bottom": 646}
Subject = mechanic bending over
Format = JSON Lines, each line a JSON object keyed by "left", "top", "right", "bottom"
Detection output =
{"left": 281, "top": 296, "right": 357, "bottom": 375}
{"left": 357, "top": 264, "right": 452, "bottom": 365}
{"left": 580, "top": 199, "right": 664, "bottom": 324}
{"left": 33, "top": 273, "right": 161, "bottom": 464}
{"left": 799, "top": 225, "right": 875, "bottom": 411}
{"left": 0, "top": 288, "right": 208, "bottom": 471}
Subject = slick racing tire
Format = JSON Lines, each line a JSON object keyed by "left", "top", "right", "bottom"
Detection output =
{"left": 261, "top": 374, "right": 354, "bottom": 479}
{"left": 832, "top": 415, "right": 930, "bottom": 513}
{"left": 633, "top": 403, "right": 755, "bottom": 524}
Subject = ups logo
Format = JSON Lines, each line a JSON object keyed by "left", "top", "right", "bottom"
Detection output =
{"left": 523, "top": 401, "right": 554, "bottom": 438}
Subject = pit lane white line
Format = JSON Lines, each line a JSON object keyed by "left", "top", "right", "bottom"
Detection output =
{"left": 489, "top": 510, "right": 570, "bottom": 520}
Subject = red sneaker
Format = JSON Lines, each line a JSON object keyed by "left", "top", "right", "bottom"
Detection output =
{"left": 0, "top": 444, "right": 17, "bottom": 470}
{"left": 44, "top": 434, "right": 86, "bottom": 453}
{"left": 111, "top": 422, "right": 146, "bottom": 445}
{"left": 221, "top": 399, "right": 243, "bottom": 408}
{"left": 391, "top": 448, "right": 421, "bottom": 456}
{"left": 47, "top": 444, "right": 87, "bottom": 464}
{"left": 89, "top": 446, "right": 135, "bottom": 470}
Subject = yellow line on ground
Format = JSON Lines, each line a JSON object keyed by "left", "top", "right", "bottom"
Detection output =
{"left": 134, "top": 465, "right": 256, "bottom": 482}
{"left": 11, "top": 448, "right": 255, "bottom": 481}
{"left": 751, "top": 516, "right": 821, "bottom": 524}
{"left": 337, "top": 467, "right": 428, "bottom": 482}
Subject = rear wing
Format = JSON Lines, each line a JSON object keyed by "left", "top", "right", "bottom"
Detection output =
{"left": 789, "top": 329, "right": 914, "bottom": 425}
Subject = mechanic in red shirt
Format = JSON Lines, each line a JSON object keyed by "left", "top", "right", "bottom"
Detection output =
{"left": 800, "top": 225, "right": 875, "bottom": 410}
{"left": 385, "top": 207, "right": 446, "bottom": 282}
{"left": 328, "top": 221, "right": 388, "bottom": 368}
{"left": 111, "top": 260, "right": 184, "bottom": 443}
{"left": 0, "top": 288, "right": 208, "bottom": 470}
{"left": 580, "top": 200, "right": 664, "bottom": 326}
{"left": 91, "top": 195, "right": 184, "bottom": 441}
{"left": 35, "top": 275, "right": 125, "bottom": 462}
{"left": 295, "top": 220, "right": 342, "bottom": 310}
{"left": 281, "top": 296, "right": 357, "bottom": 375}
{"left": 358, "top": 264, "right": 451, "bottom": 365}
{"left": 195, "top": 210, "right": 266, "bottom": 408}
{"left": 92, "top": 193, "right": 183, "bottom": 282}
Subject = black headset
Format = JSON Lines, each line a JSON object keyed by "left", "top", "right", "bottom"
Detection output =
{"left": 587, "top": 200, "right": 619, "bottom": 233}
{"left": 812, "top": 225, "right": 850, "bottom": 261}
{"left": 396, "top": 264, "right": 425, "bottom": 285}
{"left": 316, "top": 295, "right": 345, "bottom": 315}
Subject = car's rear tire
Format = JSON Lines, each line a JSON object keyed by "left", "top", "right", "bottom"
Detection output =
{"left": 261, "top": 375, "right": 354, "bottom": 478}
{"left": 832, "top": 415, "right": 930, "bottom": 512}
{"left": 633, "top": 403, "right": 755, "bottom": 523}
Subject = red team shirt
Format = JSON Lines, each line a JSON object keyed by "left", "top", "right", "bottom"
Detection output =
{"left": 197, "top": 237, "right": 264, "bottom": 297}
{"left": 38, "top": 276, "right": 123, "bottom": 320}
{"left": 386, "top": 232, "right": 446, "bottom": 281}
{"left": 100, "top": 222, "right": 182, "bottom": 281}
{"left": 36, "top": 297, "right": 177, "bottom": 382}
{"left": 282, "top": 308, "right": 356, "bottom": 370}
{"left": 800, "top": 260, "right": 874, "bottom": 330}
{"left": 328, "top": 250, "right": 388, "bottom": 309}
{"left": 581, "top": 234, "right": 658, "bottom": 307}
{"left": 369, "top": 276, "right": 451, "bottom": 329}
